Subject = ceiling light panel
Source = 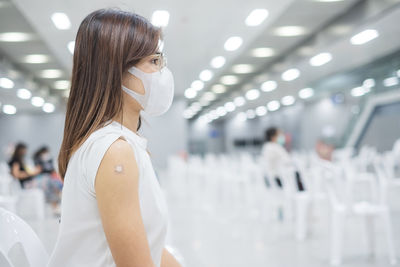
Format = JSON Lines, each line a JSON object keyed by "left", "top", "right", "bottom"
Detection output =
{"left": 184, "top": 88, "right": 197, "bottom": 99}
{"left": 261, "top": 80, "right": 277, "bottom": 92}
{"left": 383, "top": 77, "right": 398, "bottom": 87}
{"left": 210, "top": 56, "right": 226, "bottom": 68}
{"left": 54, "top": 80, "right": 70, "bottom": 90}
{"left": 199, "top": 69, "right": 213, "bottom": 81}
{"left": 151, "top": 10, "right": 170, "bottom": 27}
{"left": 0, "top": 32, "right": 33, "bottom": 42}
{"left": 67, "top": 41, "right": 75, "bottom": 54}
{"left": 43, "top": 103, "right": 55, "bottom": 113}
{"left": 350, "top": 29, "right": 379, "bottom": 45}
{"left": 224, "top": 36, "right": 243, "bottom": 51}
{"left": 267, "top": 100, "right": 280, "bottom": 111}
{"left": 245, "top": 9, "right": 269, "bottom": 26}
{"left": 232, "top": 64, "right": 254, "bottom": 74}
{"left": 220, "top": 75, "right": 239, "bottom": 85}
{"left": 191, "top": 80, "right": 204, "bottom": 91}
{"left": 0, "top": 77, "right": 14, "bottom": 89}
{"left": 309, "top": 52, "right": 332, "bottom": 66}
{"left": 31, "top": 96, "right": 45, "bottom": 107}
{"left": 224, "top": 102, "right": 235, "bottom": 112}
{"left": 245, "top": 89, "right": 260, "bottom": 100}
{"left": 251, "top": 47, "right": 275, "bottom": 57}
{"left": 234, "top": 96, "right": 246, "bottom": 107}
{"left": 273, "top": 26, "right": 307, "bottom": 37}
{"left": 22, "top": 54, "right": 50, "bottom": 64}
{"left": 281, "top": 68, "right": 300, "bottom": 81}
{"left": 40, "top": 69, "right": 63, "bottom": 79}
{"left": 255, "top": 106, "right": 267, "bottom": 116}
{"left": 298, "top": 88, "right": 314, "bottom": 99}
{"left": 203, "top": 92, "right": 216, "bottom": 101}
{"left": 51, "top": 13, "right": 71, "bottom": 30}
{"left": 17, "top": 88, "right": 32, "bottom": 99}
{"left": 211, "top": 84, "right": 227, "bottom": 94}
{"left": 281, "top": 95, "right": 295, "bottom": 106}
{"left": 2, "top": 104, "right": 17, "bottom": 114}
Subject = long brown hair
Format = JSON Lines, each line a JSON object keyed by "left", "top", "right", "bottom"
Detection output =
{"left": 58, "top": 9, "right": 161, "bottom": 179}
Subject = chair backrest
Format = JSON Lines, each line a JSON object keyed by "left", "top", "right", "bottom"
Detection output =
{"left": 0, "top": 207, "right": 48, "bottom": 267}
{"left": 313, "top": 158, "right": 347, "bottom": 207}
{"left": 0, "top": 162, "right": 17, "bottom": 196}
{"left": 372, "top": 156, "right": 389, "bottom": 205}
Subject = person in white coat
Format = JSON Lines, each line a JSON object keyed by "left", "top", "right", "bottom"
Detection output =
{"left": 48, "top": 9, "right": 181, "bottom": 267}
{"left": 261, "top": 127, "right": 304, "bottom": 191}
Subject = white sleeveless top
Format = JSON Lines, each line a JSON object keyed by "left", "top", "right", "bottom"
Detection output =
{"left": 47, "top": 121, "right": 168, "bottom": 267}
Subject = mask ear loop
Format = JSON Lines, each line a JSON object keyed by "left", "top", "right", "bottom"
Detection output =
{"left": 126, "top": 68, "right": 147, "bottom": 96}
{"left": 120, "top": 76, "right": 143, "bottom": 133}
{"left": 122, "top": 68, "right": 150, "bottom": 111}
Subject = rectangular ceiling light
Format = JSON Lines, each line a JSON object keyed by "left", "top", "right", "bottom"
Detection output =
{"left": 309, "top": 52, "right": 332, "bottom": 66}
{"left": 350, "top": 29, "right": 379, "bottom": 45}
{"left": 281, "top": 68, "right": 300, "bottom": 81}
{"left": 0, "top": 32, "right": 32, "bottom": 42}
{"left": 245, "top": 9, "right": 269, "bottom": 26}
{"left": 151, "top": 10, "right": 170, "bottom": 27}
{"left": 51, "top": 12, "right": 71, "bottom": 30}
{"left": 67, "top": 41, "right": 75, "bottom": 54}
{"left": 224, "top": 36, "right": 243, "bottom": 51}
{"left": 383, "top": 77, "right": 398, "bottom": 87}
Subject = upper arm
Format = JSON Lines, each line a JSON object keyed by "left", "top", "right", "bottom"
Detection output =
{"left": 11, "top": 162, "right": 22, "bottom": 178}
{"left": 95, "top": 138, "right": 155, "bottom": 267}
{"left": 161, "top": 248, "right": 182, "bottom": 267}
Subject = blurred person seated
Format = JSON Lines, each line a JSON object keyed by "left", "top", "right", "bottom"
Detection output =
{"left": 261, "top": 127, "right": 304, "bottom": 191}
{"left": 33, "top": 146, "right": 56, "bottom": 174}
{"left": 33, "top": 146, "right": 63, "bottom": 214}
{"left": 315, "top": 139, "right": 334, "bottom": 161}
{"left": 8, "top": 142, "right": 41, "bottom": 188}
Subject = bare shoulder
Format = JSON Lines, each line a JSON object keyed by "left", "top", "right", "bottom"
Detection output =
{"left": 102, "top": 138, "right": 137, "bottom": 165}
{"left": 95, "top": 137, "right": 139, "bottom": 188}
{"left": 107, "top": 138, "right": 133, "bottom": 156}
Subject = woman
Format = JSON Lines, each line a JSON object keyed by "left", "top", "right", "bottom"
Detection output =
{"left": 33, "top": 146, "right": 55, "bottom": 174}
{"left": 33, "top": 146, "right": 62, "bottom": 213}
{"left": 261, "top": 127, "right": 304, "bottom": 191}
{"left": 48, "top": 9, "right": 181, "bottom": 267}
{"left": 8, "top": 142, "right": 41, "bottom": 188}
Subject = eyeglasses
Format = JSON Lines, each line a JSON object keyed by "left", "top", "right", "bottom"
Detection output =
{"left": 152, "top": 52, "right": 167, "bottom": 70}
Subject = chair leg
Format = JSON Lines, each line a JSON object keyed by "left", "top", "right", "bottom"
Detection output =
{"left": 36, "top": 191, "right": 45, "bottom": 220}
{"left": 382, "top": 209, "right": 397, "bottom": 265}
{"left": 330, "top": 209, "right": 345, "bottom": 266}
{"left": 295, "top": 194, "right": 309, "bottom": 241}
{"left": 365, "top": 215, "right": 375, "bottom": 258}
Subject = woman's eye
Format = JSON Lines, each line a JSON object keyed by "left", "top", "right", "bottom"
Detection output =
{"left": 151, "top": 58, "right": 159, "bottom": 65}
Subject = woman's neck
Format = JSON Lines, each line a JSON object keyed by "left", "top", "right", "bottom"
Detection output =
{"left": 113, "top": 105, "right": 141, "bottom": 133}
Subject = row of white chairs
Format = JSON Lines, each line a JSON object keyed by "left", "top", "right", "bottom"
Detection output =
{"left": 165, "top": 141, "right": 400, "bottom": 266}
{"left": 0, "top": 162, "right": 45, "bottom": 220}
{"left": 0, "top": 163, "right": 49, "bottom": 266}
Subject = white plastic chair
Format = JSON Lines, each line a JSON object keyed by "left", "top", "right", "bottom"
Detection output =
{"left": 0, "top": 162, "right": 45, "bottom": 220}
{"left": 279, "top": 165, "right": 311, "bottom": 241}
{"left": 381, "top": 152, "right": 400, "bottom": 187}
{"left": 322, "top": 160, "right": 397, "bottom": 266}
{"left": 0, "top": 163, "right": 18, "bottom": 213}
{"left": 16, "top": 188, "right": 45, "bottom": 220}
{"left": 0, "top": 162, "right": 15, "bottom": 195}
{"left": 0, "top": 207, "right": 49, "bottom": 267}
{"left": 0, "top": 195, "right": 18, "bottom": 214}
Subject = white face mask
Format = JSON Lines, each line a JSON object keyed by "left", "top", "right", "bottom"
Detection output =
{"left": 277, "top": 135, "right": 286, "bottom": 146}
{"left": 122, "top": 66, "right": 174, "bottom": 116}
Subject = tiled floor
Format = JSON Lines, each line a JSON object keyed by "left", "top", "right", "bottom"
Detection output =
{"left": 21, "top": 175, "right": 400, "bottom": 267}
